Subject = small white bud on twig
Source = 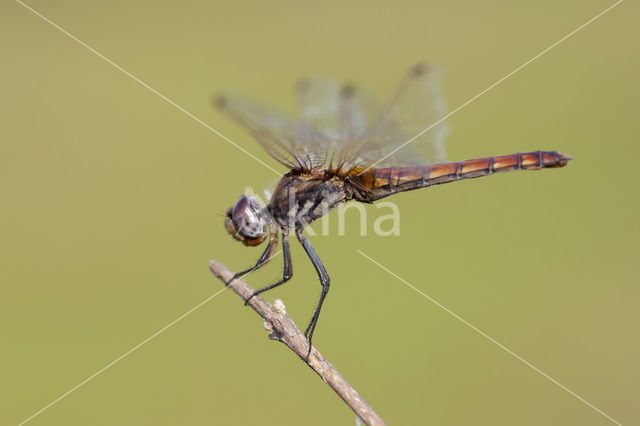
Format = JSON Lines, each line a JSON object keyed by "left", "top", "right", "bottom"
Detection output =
{"left": 273, "top": 299, "right": 286, "bottom": 314}
{"left": 209, "top": 259, "right": 385, "bottom": 426}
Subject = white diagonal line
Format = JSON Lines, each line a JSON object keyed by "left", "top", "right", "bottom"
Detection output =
{"left": 17, "top": 251, "right": 282, "bottom": 425}
{"left": 16, "top": 0, "right": 281, "bottom": 176}
{"left": 360, "top": 0, "right": 624, "bottom": 174}
{"left": 357, "top": 249, "right": 623, "bottom": 426}
{"left": 17, "top": 287, "right": 228, "bottom": 426}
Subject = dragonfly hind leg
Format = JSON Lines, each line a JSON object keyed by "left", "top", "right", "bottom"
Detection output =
{"left": 296, "top": 230, "right": 330, "bottom": 360}
{"left": 244, "top": 232, "right": 293, "bottom": 305}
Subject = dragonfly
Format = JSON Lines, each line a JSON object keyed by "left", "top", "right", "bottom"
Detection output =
{"left": 217, "top": 63, "right": 571, "bottom": 356}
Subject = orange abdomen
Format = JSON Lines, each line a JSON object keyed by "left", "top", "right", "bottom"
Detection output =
{"left": 352, "top": 151, "right": 571, "bottom": 202}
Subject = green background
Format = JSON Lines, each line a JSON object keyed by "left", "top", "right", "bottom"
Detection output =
{"left": 2, "top": 0, "right": 638, "bottom": 425}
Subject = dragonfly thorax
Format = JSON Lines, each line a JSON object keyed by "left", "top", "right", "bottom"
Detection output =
{"left": 269, "top": 172, "right": 349, "bottom": 231}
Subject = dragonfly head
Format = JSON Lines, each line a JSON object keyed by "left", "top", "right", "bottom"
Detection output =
{"left": 225, "top": 196, "right": 268, "bottom": 247}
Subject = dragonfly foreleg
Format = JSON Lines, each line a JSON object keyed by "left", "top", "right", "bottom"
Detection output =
{"left": 227, "top": 227, "right": 278, "bottom": 285}
{"left": 244, "top": 232, "right": 293, "bottom": 305}
{"left": 296, "top": 229, "right": 330, "bottom": 360}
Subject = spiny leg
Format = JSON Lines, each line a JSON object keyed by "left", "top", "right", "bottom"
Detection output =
{"left": 296, "top": 230, "right": 330, "bottom": 360}
{"left": 245, "top": 232, "right": 293, "bottom": 305}
{"left": 226, "top": 228, "right": 278, "bottom": 285}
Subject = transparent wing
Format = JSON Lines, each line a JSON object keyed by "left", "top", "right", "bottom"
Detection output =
{"left": 296, "top": 77, "right": 378, "bottom": 144}
{"left": 296, "top": 77, "right": 341, "bottom": 140}
{"left": 215, "top": 94, "right": 330, "bottom": 171}
{"left": 216, "top": 63, "right": 449, "bottom": 174}
{"left": 342, "top": 63, "right": 450, "bottom": 171}
{"left": 296, "top": 77, "right": 382, "bottom": 171}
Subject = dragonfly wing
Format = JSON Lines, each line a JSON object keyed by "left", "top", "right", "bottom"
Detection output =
{"left": 296, "top": 77, "right": 341, "bottom": 141}
{"left": 215, "top": 94, "right": 330, "bottom": 171}
{"left": 216, "top": 63, "right": 449, "bottom": 174}
{"left": 296, "top": 77, "right": 382, "bottom": 170}
{"left": 347, "top": 63, "right": 450, "bottom": 171}
{"left": 297, "top": 77, "right": 382, "bottom": 141}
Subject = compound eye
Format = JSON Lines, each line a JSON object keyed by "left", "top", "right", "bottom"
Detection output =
{"left": 231, "top": 196, "right": 263, "bottom": 238}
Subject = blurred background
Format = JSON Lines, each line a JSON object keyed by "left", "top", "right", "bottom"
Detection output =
{"left": 2, "top": 0, "right": 638, "bottom": 425}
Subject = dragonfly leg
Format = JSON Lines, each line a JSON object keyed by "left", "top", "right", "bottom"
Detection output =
{"left": 226, "top": 228, "right": 278, "bottom": 285}
{"left": 244, "top": 232, "right": 292, "bottom": 305}
{"left": 296, "top": 229, "right": 330, "bottom": 360}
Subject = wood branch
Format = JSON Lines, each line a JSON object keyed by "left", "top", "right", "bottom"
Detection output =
{"left": 209, "top": 260, "right": 386, "bottom": 426}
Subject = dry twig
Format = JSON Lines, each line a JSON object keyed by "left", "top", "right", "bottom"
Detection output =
{"left": 209, "top": 260, "right": 386, "bottom": 426}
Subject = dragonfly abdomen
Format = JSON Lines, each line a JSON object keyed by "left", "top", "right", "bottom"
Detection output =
{"left": 353, "top": 151, "right": 571, "bottom": 202}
